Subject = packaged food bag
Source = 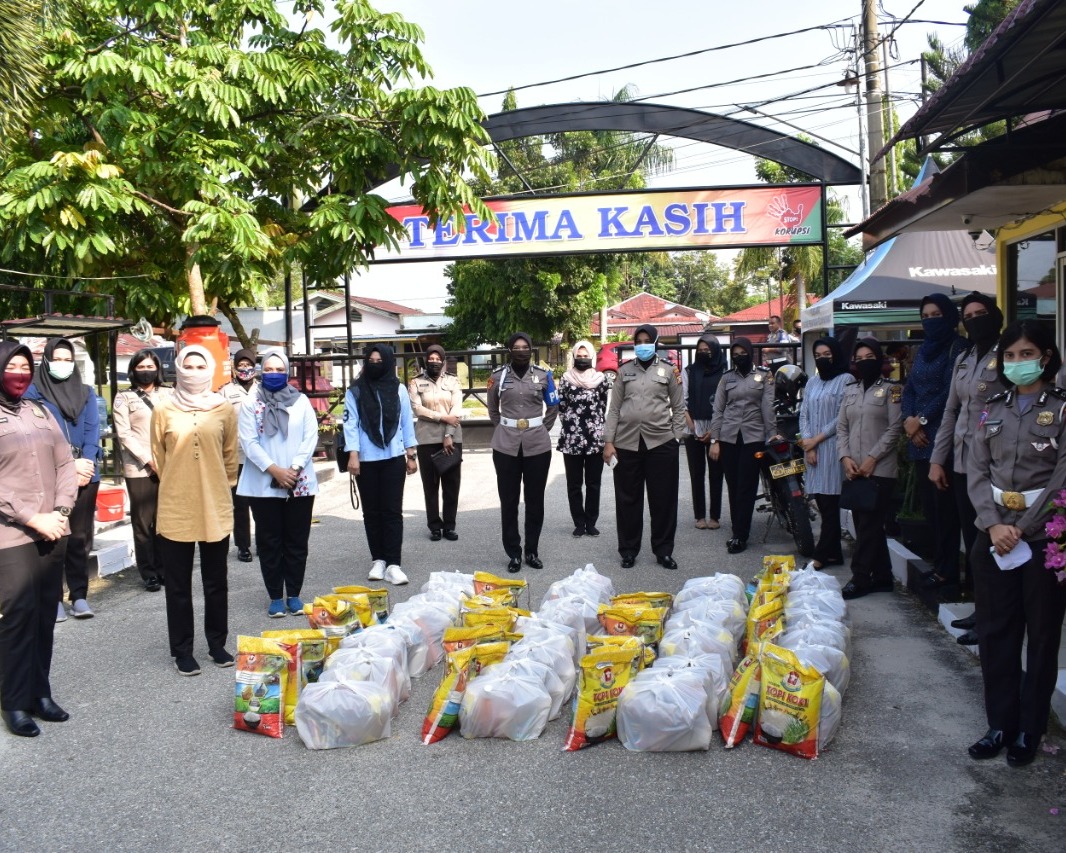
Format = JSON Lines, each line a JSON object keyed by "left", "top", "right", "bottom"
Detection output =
{"left": 540, "top": 564, "right": 615, "bottom": 613}
{"left": 654, "top": 653, "right": 729, "bottom": 729}
{"left": 586, "top": 634, "right": 655, "bottom": 669}
{"left": 322, "top": 646, "right": 410, "bottom": 708}
{"left": 421, "top": 570, "right": 475, "bottom": 597}
{"left": 818, "top": 681, "right": 843, "bottom": 751}
{"left": 718, "top": 648, "right": 761, "bottom": 748}
{"left": 539, "top": 592, "right": 600, "bottom": 639}
{"left": 785, "top": 589, "right": 849, "bottom": 627}
{"left": 616, "top": 667, "right": 712, "bottom": 752}
{"left": 234, "top": 636, "right": 291, "bottom": 738}
{"left": 562, "top": 646, "right": 641, "bottom": 751}
{"left": 494, "top": 658, "right": 568, "bottom": 720}
{"left": 421, "top": 641, "right": 510, "bottom": 744}
{"left": 780, "top": 638, "right": 851, "bottom": 695}
{"left": 462, "top": 607, "right": 522, "bottom": 631}
{"left": 507, "top": 633, "right": 577, "bottom": 698}
{"left": 333, "top": 585, "right": 390, "bottom": 624}
{"left": 390, "top": 600, "right": 457, "bottom": 667}
{"left": 473, "top": 571, "right": 528, "bottom": 607}
{"left": 610, "top": 592, "right": 674, "bottom": 611}
{"left": 753, "top": 644, "right": 825, "bottom": 759}
{"left": 677, "top": 574, "right": 747, "bottom": 609}
{"left": 261, "top": 629, "right": 328, "bottom": 725}
{"left": 295, "top": 680, "right": 394, "bottom": 749}
{"left": 659, "top": 624, "right": 737, "bottom": 675}
{"left": 778, "top": 620, "right": 851, "bottom": 657}
{"left": 596, "top": 604, "right": 668, "bottom": 650}
{"left": 671, "top": 597, "right": 747, "bottom": 641}
{"left": 788, "top": 567, "right": 843, "bottom": 595}
{"left": 459, "top": 665, "right": 553, "bottom": 741}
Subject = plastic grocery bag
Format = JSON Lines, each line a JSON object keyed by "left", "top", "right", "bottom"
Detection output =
{"left": 785, "top": 589, "right": 849, "bottom": 626}
{"left": 420, "top": 571, "right": 475, "bottom": 597}
{"left": 669, "top": 598, "right": 747, "bottom": 642}
{"left": 495, "top": 658, "right": 568, "bottom": 720}
{"left": 507, "top": 634, "right": 577, "bottom": 698}
{"left": 381, "top": 617, "right": 432, "bottom": 677}
{"left": 617, "top": 667, "right": 712, "bottom": 751}
{"left": 295, "top": 681, "right": 394, "bottom": 749}
{"left": 659, "top": 624, "right": 737, "bottom": 675}
{"left": 778, "top": 620, "right": 851, "bottom": 657}
{"left": 321, "top": 646, "right": 410, "bottom": 707}
{"left": 339, "top": 626, "right": 410, "bottom": 687}
{"left": 788, "top": 568, "right": 842, "bottom": 595}
{"left": 779, "top": 638, "right": 851, "bottom": 695}
{"left": 537, "top": 596, "right": 593, "bottom": 652}
{"left": 676, "top": 574, "right": 747, "bottom": 609}
{"left": 459, "top": 666, "right": 553, "bottom": 741}
{"left": 422, "top": 642, "right": 510, "bottom": 744}
{"left": 513, "top": 615, "right": 580, "bottom": 661}
{"left": 540, "top": 564, "right": 614, "bottom": 611}
{"left": 390, "top": 600, "right": 457, "bottom": 667}
{"left": 654, "top": 653, "right": 729, "bottom": 728}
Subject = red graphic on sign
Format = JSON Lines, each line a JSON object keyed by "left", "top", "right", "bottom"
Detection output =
{"left": 767, "top": 195, "right": 805, "bottom": 227}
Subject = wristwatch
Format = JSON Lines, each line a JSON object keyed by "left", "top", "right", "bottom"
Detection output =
{"left": 290, "top": 465, "right": 303, "bottom": 474}
{"left": 918, "top": 415, "right": 928, "bottom": 426}
{"left": 709, "top": 438, "right": 718, "bottom": 445}
{"left": 54, "top": 506, "right": 72, "bottom": 517}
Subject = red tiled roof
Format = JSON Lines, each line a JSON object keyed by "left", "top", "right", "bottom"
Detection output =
{"left": 316, "top": 291, "right": 419, "bottom": 316}
{"left": 590, "top": 292, "right": 716, "bottom": 337}
{"left": 601, "top": 322, "right": 709, "bottom": 339}
{"left": 716, "top": 294, "right": 819, "bottom": 324}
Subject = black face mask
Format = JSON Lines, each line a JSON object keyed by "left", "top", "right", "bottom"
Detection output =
{"left": 695, "top": 351, "right": 711, "bottom": 365}
{"left": 510, "top": 349, "right": 532, "bottom": 367}
{"left": 855, "top": 359, "right": 882, "bottom": 385}
{"left": 814, "top": 357, "right": 833, "bottom": 379}
{"left": 573, "top": 358, "right": 592, "bottom": 371}
{"left": 426, "top": 362, "right": 443, "bottom": 378}
{"left": 963, "top": 313, "right": 1000, "bottom": 347}
{"left": 364, "top": 362, "right": 388, "bottom": 381}
{"left": 732, "top": 354, "right": 752, "bottom": 374}
{"left": 133, "top": 369, "right": 158, "bottom": 387}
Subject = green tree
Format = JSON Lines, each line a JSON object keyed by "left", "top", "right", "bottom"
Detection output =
{"left": 0, "top": 2, "right": 50, "bottom": 152}
{"left": 0, "top": 0, "right": 492, "bottom": 344}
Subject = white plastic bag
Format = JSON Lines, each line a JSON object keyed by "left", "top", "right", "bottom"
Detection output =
{"left": 321, "top": 646, "right": 409, "bottom": 707}
{"left": 819, "top": 681, "right": 842, "bottom": 750}
{"left": 458, "top": 666, "right": 552, "bottom": 741}
{"left": 535, "top": 597, "right": 590, "bottom": 658}
{"left": 507, "top": 634, "right": 577, "bottom": 699}
{"left": 778, "top": 620, "right": 851, "bottom": 657}
{"left": 295, "top": 681, "right": 394, "bottom": 749}
{"left": 676, "top": 573, "right": 747, "bottom": 608}
{"left": 420, "top": 571, "right": 475, "bottom": 597}
{"left": 616, "top": 667, "right": 712, "bottom": 751}
{"left": 389, "top": 601, "right": 456, "bottom": 667}
{"left": 789, "top": 568, "right": 843, "bottom": 594}
{"left": 782, "top": 639, "right": 851, "bottom": 695}
{"left": 338, "top": 626, "right": 410, "bottom": 691}
{"left": 659, "top": 622, "right": 738, "bottom": 674}
{"left": 381, "top": 616, "right": 432, "bottom": 677}
{"left": 668, "top": 598, "right": 747, "bottom": 642}
{"left": 488, "top": 657, "right": 567, "bottom": 720}
{"left": 654, "top": 653, "right": 729, "bottom": 728}
{"left": 785, "top": 589, "right": 849, "bottom": 626}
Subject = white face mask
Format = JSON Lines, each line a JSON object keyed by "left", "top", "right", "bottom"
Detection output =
{"left": 48, "top": 361, "right": 75, "bottom": 381}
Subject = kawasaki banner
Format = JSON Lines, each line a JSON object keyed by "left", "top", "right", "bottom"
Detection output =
{"left": 378, "top": 185, "right": 824, "bottom": 262}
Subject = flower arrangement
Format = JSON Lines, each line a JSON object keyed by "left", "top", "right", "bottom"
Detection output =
{"left": 1044, "top": 489, "right": 1066, "bottom": 585}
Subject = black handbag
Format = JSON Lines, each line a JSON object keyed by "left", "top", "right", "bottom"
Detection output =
{"left": 335, "top": 424, "right": 350, "bottom": 473}
{"left": 431, "top": 445, "right": 462, "bottom": 475}
{"left": 839, "top": 477, "right": 879, "bottom": 512}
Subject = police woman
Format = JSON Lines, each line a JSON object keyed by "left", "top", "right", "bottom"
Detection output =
{"left": 966, "top": 321, "right": 1066, "bottom": 767}
{"left": 603, "top": 325, "right": 686, "bottom": 570}
{"left": 836, "top": 338, "right": 903, "bottom": 600}
{"left": 488, "top": 333, "right": 558, "bottom": 573}
{"left": 709, "top": 337, "right": 778, "bottom": 555}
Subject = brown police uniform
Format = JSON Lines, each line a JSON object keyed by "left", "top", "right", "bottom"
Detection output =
{"left": 408, "top": 370, "right": 464, "bottom": 535}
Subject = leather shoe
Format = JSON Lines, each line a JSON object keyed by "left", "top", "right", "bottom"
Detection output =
{"left": 506, "top": 556, "right": 522, "bottom": 574}
{"left": 621, "top": 555, "right": 636, "bottom": 569}
{"left": 841, "top": 580, "right": 870, "bottom": 600}
{"left": 32, "top": 697, "right": 69, "bottom": 723}
{"left": 726, "top": 538, "right": 747, "bottom": 554}
{"left": 524, "top": 553, "right": 544, "bottom": 570}
{"left": 870, "top": 578, "right": 895, "bottom": 593}
{"left": 585, "top": 525, "right": 600, "bottom": 536}
{"left": 657, "top": 555, "right": 678, "bottom": 570}
{"left": 144, "top": 576, "right": 161, "bottom": 592}
{"left": 922, "top": 572, "right": 954, "bottom": 590}
{"left": 1007, "top": 732, "right": 1038, "bottom": 767}
{"left": 957, "top": 629, "right": 979, "bottom": 646}
{"left": 2, "top": 710, "right": 40, "bottom": 737}
{"left": 951, "top": 614, "right": 976, "bottom": 630}
{"left": 237, "top": 548, "right": 253, "bottom": 563}
{"left": 572, "top": 526, "right": 585, "bottom": 537}
{"left": 968, "top": 728, "right": 1009, "bottom": 760}
{"left": 442, "top": 530, "right": 458, "bottom": 541}
{"left": 429, "top": 530, "right": 442, "bottom": 541}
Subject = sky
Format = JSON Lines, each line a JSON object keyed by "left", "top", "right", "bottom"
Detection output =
{"left": 349, "top": 0, "right": 974, "bottom": 312}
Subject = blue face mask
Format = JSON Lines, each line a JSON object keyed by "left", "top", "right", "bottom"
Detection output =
{"left": 261, "top": 372, "right": 289, "bottom": 392}
{"left": 1002, "top": 358, "right": 1044, "bottom": 388}
{"left": 634, "top": 343, "right": 656, "bottom": 361}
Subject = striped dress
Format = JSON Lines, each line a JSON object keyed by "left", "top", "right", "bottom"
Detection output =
{"left": 798, "top": 372, "right": 850, "bottom": 496}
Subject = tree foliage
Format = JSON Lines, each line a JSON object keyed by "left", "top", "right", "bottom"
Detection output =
{"left": 0, "top": 2, "right": 50, "bottom": 153}
{"left": 0, "top": 0, "right": 492, "bottom": 340}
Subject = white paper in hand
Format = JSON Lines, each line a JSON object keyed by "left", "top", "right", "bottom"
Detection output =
{"left": 992, "top": 540, "right": 1031, "bottom": 571}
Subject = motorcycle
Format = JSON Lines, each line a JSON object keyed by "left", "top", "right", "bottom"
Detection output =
{"left": 754, "top": 363, "right": 815, "bottom": 557}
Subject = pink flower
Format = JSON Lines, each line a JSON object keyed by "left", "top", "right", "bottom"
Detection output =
{"left": 1047, "top": 549, "right": 1066, "bottom": 570}
{"left": 1054, "top": 489, "right": 1066, "bottom": 509}
{"left": 1057, "top": 570, "right": 1066, "bottom": 584}
{"left": 1046, "top": 515, "right": 1066, "bottom": 540}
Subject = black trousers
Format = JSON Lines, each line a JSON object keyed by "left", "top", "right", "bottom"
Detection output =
{"left": 915, "top": 459, "right": 961, "bottom": 581}
{"left": 0, "top": 539, "right": 64, "bottom": 711}
{"left": 249, "top": 496, "right": 315, "bottom": 600}
{"left": 849, "top": 475, "right": 895, "bottom": 585}
{"left": 126, "top": 476, "right": 162, "bottom": 581}
{"left": 720, "top": 438, "right": 762, "bottom": 542}
{"left": 613, "top": 438, "right": 679, "bottom": 559}
{"left": 953, "top": 470, "right": 978, "bottom": 588}
{"left": 356, "top": 455, "right": 407, "bottom": 566}
{"left": 972, "top": 532, "right": 1066, "bottom": 736}
{"left": 159, "top": 536, "right": 229, "bottom": 659}
{"left": 416, "top": 443, "right": 462, "bottom": 533}
{"left": 812, "top": 493, "right": 844, "bottom": 565}
{"left": 563, "top": 452, "right": 604, "bottom": 530}
{"left": 684, "top": 435, "right": 723, "bottom": 521}
{"left": 63, "top": 480, "right": 99, "bottom": 602}
{"left": 231, "top": 464, "right": 251, "bottom": 551}
{"left": 493, "top": 448, "right": 551, "bottom": 558}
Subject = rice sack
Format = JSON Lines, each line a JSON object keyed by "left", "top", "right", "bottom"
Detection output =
{"left": 234, "top": 636, "right": 291, "bottom": 738}
{"left": 473, "top": 571, "right": 528, "bottom": 607}
{"left": 718, "top": 648, "right": 761, "bottom": 748}
{"left": 260, "top": 629, "right": 327, "bottom": 725}
{"left": 753, "top": 644, "right": 825, "bottom": 759}
{"left": 421, "top": 641, "right": 510, "bottom": 744}
{"left": 562, "top": 646, "right": 641, "bottom": 752}
{"left": 333, "top": 585, "right": 390, "bottom": 624}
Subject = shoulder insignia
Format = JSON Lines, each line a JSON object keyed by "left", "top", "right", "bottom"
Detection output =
{"left": 1048, "top": 386, "right": 1066, "bottom": 400}
{"left": 486, "top": 376, "right": 495, "bottom": 389}
{"left": 114, "top": 395, "right": 127, "bottom": 409}
{"left": 890, "top": 384, "right": 902, "bottom": 403}
{"left": 986, "top": 390, "right": 1009, "bottom": 404}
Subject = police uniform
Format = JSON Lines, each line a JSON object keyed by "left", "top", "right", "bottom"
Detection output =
{"left": 836, "top": 376, "right": 903, "bottom": 591}
{"left": 709, "top": 365, "right": 776, "bottom": 547}
{"left": 966, "top": 386, "right": 1066, "bottom": 743}
{"left": 604, "top": 354, "right": 686, "bottom": 563}
{"left": 487, "top": 363, "right": 559, "bottom": 565}
{"left": 408, "top": 368, "right": 464, "bottom": 536}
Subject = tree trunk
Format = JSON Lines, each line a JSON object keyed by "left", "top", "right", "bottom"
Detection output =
{"left": 186, "top": 243, "right": 207, "bottom": 315}
{"left": 218, "top": 299, "right": 256, "bottom": 350}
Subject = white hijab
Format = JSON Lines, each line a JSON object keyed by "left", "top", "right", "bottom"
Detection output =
{"left": 171, "top": 345, "right": 226, "bottom": 412}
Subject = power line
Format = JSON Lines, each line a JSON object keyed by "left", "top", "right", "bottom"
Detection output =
{"left": 0, "top": 267, "right": 153, "bottom": 280}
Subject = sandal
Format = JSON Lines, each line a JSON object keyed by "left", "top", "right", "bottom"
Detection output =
{"left": 695, "top": 519, "right": 709, "bottom": 529}
{"left": 707, "top": 519, "right": 720, "bottom": 529}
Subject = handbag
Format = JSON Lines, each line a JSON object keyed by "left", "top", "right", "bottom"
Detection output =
{"left": 839, "top": 477, "right": 879, "bottom": 513}
{"left": 430, "top": 445, "right": 462, "bottom": 475}
{"left": 335, "top": 424, "right": 350, "bottom": 473}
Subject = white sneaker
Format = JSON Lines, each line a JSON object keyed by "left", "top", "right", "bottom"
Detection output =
{"left": 368, "top": 560, "right": 386, "bottom": 581}
{"left": 384, "top": 565, "right": 408, "bottom": 586}
{"left": 56, "top": 602, "right": 68, "bottom": 623}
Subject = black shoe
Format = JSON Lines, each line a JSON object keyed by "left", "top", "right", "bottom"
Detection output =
{"left": 586, "top": 525, "right": 600, "bottom": 537}
{"left": 31, "top": 697, "right": 69, "bottom": 722}
{"left": 175, "top": 655, "right": 202, "bottom": 676}
{"left": 443, "top": 530, "right": 458, "bottom": 541}
{"left": 841, "top": 580, "right": 870, "bottom": 600}
{"left": 209, "top": 648, "right": 235, "bottom": 668}
{"left": 429, "top": 530, "right": 442, "bottom": 541}
{"left": 657, "top": 555, "right": 678, "bottom": 570}
{"left": 525, "top": 553, "right": 544, "bottom": 570}
{"left": 237, "top": 548, "right": 253, "bottom": 563}
{"left": 572, "top": 526, "right": 585, "bottom": 537}
{"left": 968, "top": 728, "right": 1009, "bottom": 760}
{"left": 144, "top": 576, "right": 161, "bottom": 592}
{"left": 621, "top": 555, "right": 636, "bottom": 569}
{"left": 1, "top": 710, "right": 39, "bottom": 738}
{"left": 951, "top": 614, "right": 976, "bottom": 630}
{"left": 957, "top": 629, "right": 979, "bottom": 646}
{"left": 1007, "top": 732, "right": 1038, "bottom": 767}
{"left": 726, "top": 538, "right": 747, "bottom": 554}
{"left": 506, "top": 556, "right": 522, "bottom": 574}
{"left": 870, "top": 578, "right": 895, "bottom": 593}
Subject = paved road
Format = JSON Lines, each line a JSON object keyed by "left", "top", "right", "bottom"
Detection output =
{"left": 1, "top": 448, "right": 1064, "bottom": 852}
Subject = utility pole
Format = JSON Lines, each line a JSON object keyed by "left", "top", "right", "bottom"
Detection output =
{"left": 863, "top": 0, "right": 887, "bottom": 210}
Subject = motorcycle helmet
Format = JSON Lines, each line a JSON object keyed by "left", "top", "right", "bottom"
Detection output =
{"left": 774, "top": 363, "right": 807, "bottom": 409}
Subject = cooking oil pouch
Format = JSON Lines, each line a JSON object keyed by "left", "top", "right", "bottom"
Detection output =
{"left": 753, "top": 643, "right": 825, "bottom": 759}
{"left": 610, "top": 592, "right": 674, "bottom": 611}
{"left": 261, "top": 630, "right": 328, "bottom": 725}
{"left": 421, "top": 641, "right": 510, "bottom": 744}
{"left": 442, "top": 625, "right": 508, "bottom": 654}
{"left": 586, "top": 634, "right": 655, "bottom": 669}
{"left": 596, "top": 604, "right": 668, "bottom": 650}
{"left": 562, "top": 646, "right": 641, "bottom": 751}
{"left": 473, "top": 571, "right": 528, "bottom": 607}
{"left": 234, "top": 636, "right": 291, "bottom": 738}
{"left": 333, "top": 585, "right": 390, "bottom": 623}
{"left": 718, "top": 647, "right": 762, "bottom": 748}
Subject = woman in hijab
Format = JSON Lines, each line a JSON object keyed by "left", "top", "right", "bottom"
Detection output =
{"left": 237, "top": 351, "right": 319, "bottom": 617}
{"left": 557, "top": 339, "right": 608, "bottom": 537}
{"left": 604, "top": 325, "right": 686, "bottom": 570}
{"left": 683, "top": 334, "right": 727, "bottom": 531}
{"left": 0, "top": 342, "right": 77, "bottom": 737}
{"left": 222, "top": 347, "right": 258, "bottom": 562}
{"left": 344, "top": 344, "right": 418, "bottom": 586}
{"left": 26, "top": 338, "right": 101, "bottom": 621}
{"left": 837, "top": 338, "right": 904, "bottom": 600}
{"left": 798, "top": 336, "right": 850, "bottom": 569}
{"left": 112, "top": 349, "right": 171, "bottom": 592}
{"left": 709, "top": 337, "right": 779, "bottom": 555}
{"left": 151, "top": 345, "right": 239, "bottom": 675}
{"left": 901, "top": 294, "right": 968, "bottom": 588}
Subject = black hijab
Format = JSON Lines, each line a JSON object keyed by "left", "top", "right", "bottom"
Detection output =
{"left": 854, "top": 337, "right": 885, "bottom": 390}
{"left": 731, "top": 337, "right": 755, "bottom": 376}
{"left": 693, "top": 333, "right": 726, "bottom": 379}
{"left": 35, "top": 338, "right": 90, "bottom": 422}
{"left": 812, "top": 336, "right": 847, "bottom": 380}
{"left": 507, "top": 331, "right": 533, "bottom": 376}
{"left": 354, "top": 344, "right": 400, "bottom": 449}
{"left": 0, "top": 341, "right": 34, "bottom": 413}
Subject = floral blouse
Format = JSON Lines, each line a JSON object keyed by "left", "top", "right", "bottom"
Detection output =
{"left": 557, "top": 378, "right": 608, "bottom": 455}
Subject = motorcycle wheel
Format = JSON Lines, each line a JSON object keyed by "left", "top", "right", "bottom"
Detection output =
{"left": 785, "top": 490, "right": 815, "bottom": 557}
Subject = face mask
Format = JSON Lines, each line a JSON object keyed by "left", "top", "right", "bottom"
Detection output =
{"left": 921, "top": 315, "right": 953, "bottom": 335}
{"left": 963, "top": 313, "right": 999, "bottom": 345}
{"left": 634, "top": 343, "right": 656, "bottom": 361}
{"left": 1002, "top": 358, "right": 1045, "bottom": 387}
{"left": 695, "top": 351, "right": 711, "bottom": 365}
{"left": 2, "top": 371, "right": 32, "bottom": 399}
{"left": 133, "top": 369, "right": 158, "bottom": 387}
{"left": 364, "top": 362, "right": 387, "bottom": 381}
{"left": 236, "top": 366, "right": 256, "bottom": 381}
{"left": 732, "top": 354, "right": 752, "bottom": 374}
{"left": 48, "top": 361, "right": 75, "bottom": 381}
{"left": 426, "top": 362, "right": 443, "bottom": 378}
{"left": 177, "top": 368, "right": 212, "bottom": 396}
{"left": 815, "top": 357, "right": 834, "bottom": 378}
{"left": 573, "top": 358, "right": 593, "bottom": 371}
{"left": 510, "top": 349, "right": 532, "bottom": 367}
{"left": 855, "top": 359, "right": 882, "bottom": 384}
{"left": 261, "top": 372, "right": 289, "bottom": 392}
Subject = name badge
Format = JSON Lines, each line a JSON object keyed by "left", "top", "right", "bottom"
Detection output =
{"left": 1036, "top": 411, "right": 1054, "bottom": 426}
{"left": 987, "top": 359, "right": 996, "bottom": 369}
{"left": 657, "top": 367, "right": 665, "bottom": 377}
{"left": 753, "top": 374, "right": 763, "bottom": 383}
{"left": 532, "top": 374, "right": 539, "bottom": 384}
{"left": 874, "top": 388, "right": 885, "bottom": 397}
{"left": 32, "top": 407, "right": 45, "bottom": 418}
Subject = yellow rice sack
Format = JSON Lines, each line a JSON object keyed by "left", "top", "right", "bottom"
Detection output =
{"left": 462, "top": 607, "right": 528, "bottom": 631}
{"left": 442, "top": 625, "right": 508, "bottom": 654}
{"left": 596, "top": 604, "right": 668, "bottom": 650}
{"left": 327, "top": 593, "right": 378, "bottom": 628}
{"left": 610, "top": 592, "right": 674, "bottom": 611}
{"left": 562, "top": 646, "right": 642, "bottom": 751}
{"left": 586, "top": 634, "right": 655, "bottom": 669}
{"left": 422, "top": 641, "right": 510, "bottom": 744}
{"left": 304, "top": 596, "right": 363, "bottom": 640}
{"left": 333, "top": 586, "right": 390, "bottom": 624}
{"left": 753, "top": 644, "right": 825, "bottom": 759}
{"left": 473, "top": 571, "right": 528, "bottom": 607}
{"left": 234, "top": 636, "right": 291, "bottom": 738}
{"left": 261, "top": 629, "right": 328, "bottom": 725}
{"left": 718, "top": 647, "right": 762, "bottom": 748}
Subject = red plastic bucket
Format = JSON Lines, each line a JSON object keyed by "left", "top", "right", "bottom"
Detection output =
{"left": 96, "top": 486, "right": 126, "bottom": 523}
